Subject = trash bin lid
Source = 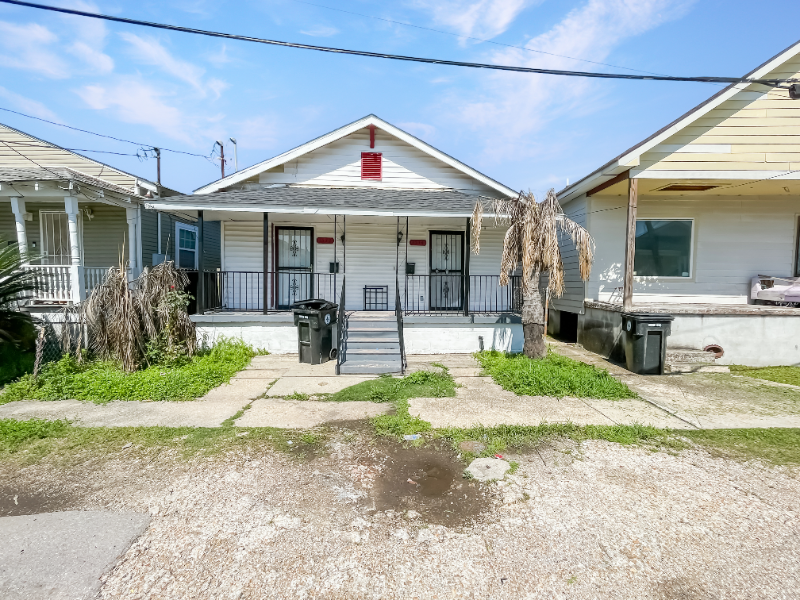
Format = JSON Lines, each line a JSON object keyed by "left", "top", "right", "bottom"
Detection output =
{"left": 621, "top": 312, "right": 674, "bottom": 322}
{"left": 290, "top": 299, "right": 338, "bottom": 312}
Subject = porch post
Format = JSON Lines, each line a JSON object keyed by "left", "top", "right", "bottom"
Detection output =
{"left": 9, "top": 197, "right": 29, "bottom": 262}
{"left": 64, "top": 195, "right": 85, "bottom": 303}
{"left": 623, "top": 177, "right": 638, "bottom": 311}
{"left": 464, "top": 217, "right": 471, "bottom": 316}
{"left": 125, "top": 206, "right": 139, "bottom": 278}
{"left": 197, "top": 210, "right": 205, "bottom": 315}
{"left": 263, "top": 212, "right": 269, "bottom": 315}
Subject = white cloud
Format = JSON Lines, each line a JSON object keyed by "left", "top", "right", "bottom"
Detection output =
{"left": 300, "top": 25, "right": 340, "bottom": 37}
{"left": 119, "top": 32, "right": 209, "bottom": 94}
{"left": 453, "top": 0, "right": 695, "bottom": 158}
{"left": 231, "top": 116, "right": 280, "bottom": 150}
{"left": 57, "top": 1, "right": 114, "bottom": 73}
{"left": 411, "top": 0, "right": 537, "bottom": 40}
{"left": 0, "top": 21, "right": 69, "bottom": 79}
{"left": 0, "top": 87, "right": 61, "bottom": 121}
{"left": 76, "top": 79, "right": 197, "bottom": 144}
{"left": 68, "top": 41, "right": 114, "bottom": 74}
{"left": 207, "top": 44, "right": 233, "bottom": 67}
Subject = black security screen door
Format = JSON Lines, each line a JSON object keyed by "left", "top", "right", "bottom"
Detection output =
{"left": 277, "top": 227, "right": 314, "bottom": 309}
{"left": 430, "top": 231, "right": 464, "bottom": 310}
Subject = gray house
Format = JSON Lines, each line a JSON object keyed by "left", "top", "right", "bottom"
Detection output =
{"left": 0, "top": 122, "right": 221, "bottom": 313}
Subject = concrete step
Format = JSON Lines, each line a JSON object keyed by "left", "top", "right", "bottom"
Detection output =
{"left": 346, "top": 335, "right": 399, "bottom": 343}
{"left": 340, "top": 358, "right": 403, "bottom": 374}
{"left": 346, "top": 327, "right": 398, "bottom": 336}
{"left": 666, "top": 349, "right": 718, "bottom": 363}
{"left": 667, "top": 363, "right": 730, "bottom": 374}
{"left": 347, "top": 341, "right": 401, "bottom": 351}
{"left": 346, "top": 347, "right": 401, "bottom": 355}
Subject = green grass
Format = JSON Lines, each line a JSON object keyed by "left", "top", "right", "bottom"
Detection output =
{"left": 682, "top": 428, "right": 800, "bottom": 466}
{"left": 330, "top": 369, "right": 456, "bottom": 403}
{"left": 0, "top": 338, "right": 261, "bottom": 403}
{"left": 730, "top": 365, "right": 800, "bottom": 387}
{"left": 475, "top": 349, "right": 636, "bottom": 399}
{"left": 0, "top": 417, "right": 324, "bottom": 464}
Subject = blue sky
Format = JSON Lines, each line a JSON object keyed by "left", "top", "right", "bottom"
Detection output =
{"left": 0, "top": 0, "right": 798, "bottom": 195}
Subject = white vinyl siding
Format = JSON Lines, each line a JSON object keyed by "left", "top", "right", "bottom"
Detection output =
{"left": 585, "top": 194, "right": 799, "bottom": 304}
{"left": 254, "top": 128, "right": 502, "bottom": 195}
{"left": 550, "top": 196, "right": 588, "bottom": 313}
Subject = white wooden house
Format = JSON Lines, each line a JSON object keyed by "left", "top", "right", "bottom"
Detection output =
{"left": 551, "top": 41, "right": 800, "bottom": 367}
{"left": 148, "top": 115, "right": 523, "bottom": 372}
{"left": 0, "top": 123, "right": 216, "bottom": 316}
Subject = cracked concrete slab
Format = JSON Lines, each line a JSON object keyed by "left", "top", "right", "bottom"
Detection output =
{"left": 267, "top": 376, "right": 375, "bottom": 397}
{"left": 235, "top": 398, "right": 392, "bottom": 428}
{"left": 0, "top": 378, "right": 266, "bottom": 428}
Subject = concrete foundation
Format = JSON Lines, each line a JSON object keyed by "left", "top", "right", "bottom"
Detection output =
{"left": 549, "top": 304, "right": 800, "bottom": 368}
{"left": 193, "top": 313, "right": 523, "bottom": 355}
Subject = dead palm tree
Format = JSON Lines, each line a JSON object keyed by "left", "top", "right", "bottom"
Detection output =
{"left": 472, "top": 189, "right": 594, "bottom": 359}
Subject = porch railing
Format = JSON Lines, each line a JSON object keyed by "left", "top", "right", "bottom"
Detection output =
{"left": 189, "top": 271, "right": 340, "bottom": 313}
{"left": 24, "top": 265, "right": 72, "bottom": 302}
{"left": 404, "top": 274, "right": 522, "bottom": 315}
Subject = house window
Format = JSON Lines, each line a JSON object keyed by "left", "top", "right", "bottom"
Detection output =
{"left": 361, "top": 152, "right": 382, "bottom": 180}
{"left": 176, "top": 223, "right": 198, "bottom": 269}
{"left": 40, "top": 211, "right": 79, "bottom": 265}
{"left": 634, "top": 219, "right": 693, "bottom": 277}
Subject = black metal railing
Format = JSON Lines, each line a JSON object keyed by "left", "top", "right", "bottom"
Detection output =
{"left": 403, "top": 274, "right": 522, "bottom": 315}
{"left": 185, "top": 271, "right": 340, "bottom": 313}
{"left": 395, "top": 275, "right": 406, "bottom": 374}
{"left": 336, "top": 276, "right": 346, "bottom": 375}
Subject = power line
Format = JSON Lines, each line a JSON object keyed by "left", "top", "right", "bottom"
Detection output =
{"left": 2, "top": 0, "right": 796, "bottom": 86}
{"left": 291, "top": 0, "right": 669, "bottom": 78}
{"left": 0, "top": 106, "right": 209, "bottom": 157}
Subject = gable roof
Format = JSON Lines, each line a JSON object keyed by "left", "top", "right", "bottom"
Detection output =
{"left": 558, "top": 40, "right": 800, "bottom": 203}
{"left": 0, "top": 121, "right": 176, "bottom": 197}
{"left": 194, "top": 114, "right": 517, "bottom": 197}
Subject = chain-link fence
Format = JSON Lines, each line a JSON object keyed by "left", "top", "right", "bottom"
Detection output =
{"left": 31, "top": 309, "right": 88, "bottom": 368}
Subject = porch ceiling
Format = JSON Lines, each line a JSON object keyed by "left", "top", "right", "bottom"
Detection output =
{"left": 145, "top": 187, "right": 498, "bottom": 217}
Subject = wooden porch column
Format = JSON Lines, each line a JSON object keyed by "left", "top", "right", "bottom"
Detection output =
{"left": 125, "top": 206, "right": 139, "bottom": 278}
{"left": 623, "top": 177, "right": 638, "bottom": 311}
{"left": 268, "top": 213, "right": 269, "bottom": 314}
{"left": 464, "top": 217, "right": 471, "bottom": 316}
{"left": 197, "top": 210, "right": 204, "bottom": 315}
{"left": 9, "top": 197, "right": 28, "bottom": 262}
{"left": 64, "top": 195, "right": 85, "bottom": 303}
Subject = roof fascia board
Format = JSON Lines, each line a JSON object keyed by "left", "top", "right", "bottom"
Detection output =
{"left": 194, "top": 115, "right": 517, "bottom": 198}
{"left": 145, "top": 201, "right": 483, "bottom": 218}
{"left": 558, "top": 41, "right": 800, "bottom": 204}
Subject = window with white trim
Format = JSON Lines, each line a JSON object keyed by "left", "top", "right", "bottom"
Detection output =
{"left": 176, "top": 222, "right": 198, "bottom": 269}
{"left": 634, "top": 219, "right": 692, "bottom": 277}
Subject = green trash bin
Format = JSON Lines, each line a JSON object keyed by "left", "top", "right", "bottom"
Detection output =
{"left": 291, "top": 299, "right": 338, "bottom": 364}
{"left": 621, "top": 312, "right": 674, "bottom": 375}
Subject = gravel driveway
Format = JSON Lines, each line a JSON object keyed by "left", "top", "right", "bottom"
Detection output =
{"left": 1, "top": 428, "right": 798, "bottom": 599}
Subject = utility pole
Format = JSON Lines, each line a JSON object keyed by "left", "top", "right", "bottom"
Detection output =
{"left": 215, "top": 140, "right": 225, "bottom": 179}
{"left": 153, "top": 147, "right": 161, "bottom": 185}
{"left": 229, "top": 137, "right": 238, "bottom": 172}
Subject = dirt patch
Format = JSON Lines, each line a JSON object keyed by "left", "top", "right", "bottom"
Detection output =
{"left": 362, "top": 439, "right": 488, "bottom": 528}
{"left": 0, "top": 482, "right": 75, "bottom": 516}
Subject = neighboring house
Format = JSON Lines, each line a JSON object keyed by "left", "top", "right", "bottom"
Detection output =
{"left": 551, "top": 41, "right": 800, "bottom": 367}
{"left": 0, "top": 122, "right": 221, "bottom": 316}
{"left": 148, "top": 115, "right": 522, "bottom": 372}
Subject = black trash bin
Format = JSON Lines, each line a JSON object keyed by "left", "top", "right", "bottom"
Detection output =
{"left": 621, "top": 312, "right": 674, "bottom": 375}
{"left": 291, "top": 299, "right": 339, "bottom": 364}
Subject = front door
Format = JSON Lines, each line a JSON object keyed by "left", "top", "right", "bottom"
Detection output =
{"left": 430, "top": 231, "right": 464, "bottom": 310}
{"left": 276, "top": 227, "right": 313, "bottom": 308}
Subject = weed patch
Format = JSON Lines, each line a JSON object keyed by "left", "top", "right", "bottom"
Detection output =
{"left": 730, "top": 365, "right": 800, "bottom": 388}
{"left": 475, "top": 349, "right": 636, "bottom": 399}
{"left": 331, "top": 369, "right": 456, "bottom": 404}
{"left": 682, "top": 428, "right": 800, "bottom": 466}
{"left": 1, "top": 338, "right": 261, "bottom": 403}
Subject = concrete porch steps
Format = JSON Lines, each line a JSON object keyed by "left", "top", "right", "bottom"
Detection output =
{"left": 339, "top": 311, "right": 404, "bottom": 375}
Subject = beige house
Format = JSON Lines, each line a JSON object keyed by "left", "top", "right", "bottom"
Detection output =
{"left": 552, "top": 41, "right": 800, "bottom": 367}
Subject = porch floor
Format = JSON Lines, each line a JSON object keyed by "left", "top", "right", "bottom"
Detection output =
{"left": 586, "top": 300, "right": 800, "bottom": 316}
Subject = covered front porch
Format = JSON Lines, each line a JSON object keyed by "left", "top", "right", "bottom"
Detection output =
{"left": 1, "top": 168, "right": 144, "bottom": 305}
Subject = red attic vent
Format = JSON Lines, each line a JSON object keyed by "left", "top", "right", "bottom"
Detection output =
{"left": 361, "top": 152, "right": 382, "bottom": 180}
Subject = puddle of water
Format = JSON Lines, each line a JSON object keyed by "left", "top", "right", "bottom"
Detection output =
{"left": 368, "top": 442, "right": 488, "bottom": 527}
{"left": 0, "top": 484, "right": 74, "bottom": 517}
